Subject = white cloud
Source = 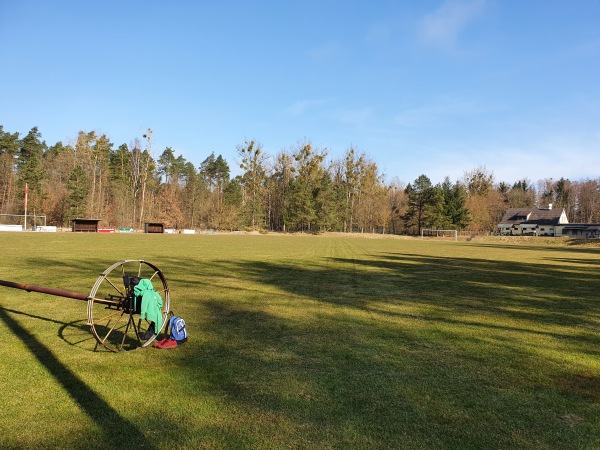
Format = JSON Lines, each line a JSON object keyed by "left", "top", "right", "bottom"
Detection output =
{"left": 418, "top": 0, "right": 486, "bottom": 49}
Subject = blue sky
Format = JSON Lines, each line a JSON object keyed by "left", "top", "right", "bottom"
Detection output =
{"left": 1, "top": 0, "right": 599, "bottom": 185}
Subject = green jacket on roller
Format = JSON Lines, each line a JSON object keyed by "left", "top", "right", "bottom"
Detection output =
{"left": 134, "top": 279, "right": 163, "bottom": 331}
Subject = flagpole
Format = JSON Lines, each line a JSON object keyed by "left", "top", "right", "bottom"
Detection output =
{"left": 24, "top": 183, "right": 28, "bottom": 231}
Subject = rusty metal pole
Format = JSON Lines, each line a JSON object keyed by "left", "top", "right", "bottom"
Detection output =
{"left": 0, "top": 279, "right": 90, "bottom": 301}
{"left": 0, "top": 279, "right": 122, "bottom": 306}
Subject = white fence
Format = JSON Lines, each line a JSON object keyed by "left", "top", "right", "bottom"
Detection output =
{"left": 0, "top": 224, "right": 23, "bottom": 232}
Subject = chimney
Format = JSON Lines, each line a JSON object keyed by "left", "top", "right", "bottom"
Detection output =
{"left": 548, "top": 203, "right": 552, "bottom": 210}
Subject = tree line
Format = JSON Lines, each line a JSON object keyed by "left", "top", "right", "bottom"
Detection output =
{"left": 1, "top": 125, "right": 599, "bottom": 233}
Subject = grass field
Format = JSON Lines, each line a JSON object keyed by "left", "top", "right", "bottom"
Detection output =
{"left": 0, "top": 232, "right": 599, "bottom": 449}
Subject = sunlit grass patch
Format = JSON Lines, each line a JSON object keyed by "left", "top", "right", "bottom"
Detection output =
{"left": 0, "top": 233, "right": 599, "bottom": 448}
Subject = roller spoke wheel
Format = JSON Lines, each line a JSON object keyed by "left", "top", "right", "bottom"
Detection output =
{"left": 87, "top": 260, "right": 171, "bottom": 352}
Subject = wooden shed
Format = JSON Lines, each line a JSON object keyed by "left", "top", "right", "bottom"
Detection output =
{"left": 144, "top": 222, "right": 164, "bottom": 233}
{"left": 71, "top": 219, "right": 101, "bottom": 232}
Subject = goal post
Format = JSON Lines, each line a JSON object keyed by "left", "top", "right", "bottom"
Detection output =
{"left": 421, "top": 228, "right": 458, "bottom": 241}
{"left": 0, "top": 213, "right": 47, "bottom": 230}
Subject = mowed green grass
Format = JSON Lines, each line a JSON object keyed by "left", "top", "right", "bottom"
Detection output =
{"left": 0, "top": 232, "right": 599, "bottom": 449}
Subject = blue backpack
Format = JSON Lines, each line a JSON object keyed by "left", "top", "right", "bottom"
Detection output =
{"left": 168, "top": 315, "right": 188, "bottom": 343}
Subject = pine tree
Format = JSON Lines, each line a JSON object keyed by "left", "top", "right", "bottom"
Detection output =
{"left": 158, "top": 147, "right": 176, "bottom": 184}
{"left": 314, "top": 171, "right": 337, "bottom": 232}
{"left": 439, "top": 177, "right": 470, "bottom": 229}
{"left": 181, "top": 161, "right": 202, "bottom": 228}
{"left": 268, "top": 151, "right": 294, "bottom": 231}
{"left": 0, "top": 126, "right": 21, "bottom": 213}
{"left": 285, "top": 143, "right": 326, "bottom": 232}
{"left": 17, "top": 127, "right": 46, "bottom": 214}
{"left": 42, "top": 141, "right": 75, "bottom": 226}
{"left": 65, "top": 165, "right": 89, "bottom": 221}
{"left": 404, "top": 174, "right": 433, "bottom": 234}
{"left": 222, "top": 177, "right": 243, "bottom": 230}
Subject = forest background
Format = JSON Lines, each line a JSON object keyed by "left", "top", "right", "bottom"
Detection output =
{"left": 1, "top": 125, "right": 599, "bottom": 234}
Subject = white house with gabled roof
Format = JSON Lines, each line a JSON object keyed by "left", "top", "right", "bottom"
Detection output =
{"left": 497, "top": 205, "right": 568, "bottom": 236}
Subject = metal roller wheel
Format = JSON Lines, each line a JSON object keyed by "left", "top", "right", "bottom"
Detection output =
{"left": 87, "top": 260, "right": 171, "bottom": 352}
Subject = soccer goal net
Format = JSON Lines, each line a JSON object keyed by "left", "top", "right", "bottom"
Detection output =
{"left": 420, "top": 228, "right": 458, "bottom": 241}
{"left": 0, "top": 214, "right": 47, "bottom": 229}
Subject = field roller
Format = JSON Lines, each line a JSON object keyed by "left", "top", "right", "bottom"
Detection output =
{"left": 0, "top": 260, "right": 171, "bottom": 352}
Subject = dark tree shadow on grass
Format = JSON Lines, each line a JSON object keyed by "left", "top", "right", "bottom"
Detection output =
{"left": 178, "top": 295, "right": 600, "bottom": 449}
{"left": 167, "top": 250, "right": 600, "bottom": 449}
{"left": 199, "top": 251, "right": 600, "bottom": 331}
{"left": 0, "top": 307, "right": 156, "bottom": 449}
{"left": 6, "top": 243, "right": 600, "bottom": 448}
